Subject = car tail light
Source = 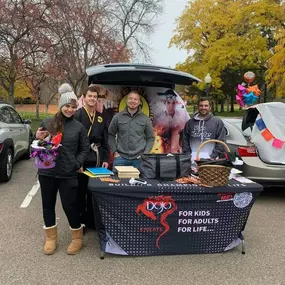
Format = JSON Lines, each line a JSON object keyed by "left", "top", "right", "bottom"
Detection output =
{"left": 0, "top": 142, "right": 3, "bottom": 152}
{"left": 238, "top": 146, "right": 257, "bottom": 157}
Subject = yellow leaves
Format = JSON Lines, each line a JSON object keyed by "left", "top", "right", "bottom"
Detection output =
{"left": 170, "top": 0, "right": 285, "bottom": 97}
{"left": 0, "top": 80, "right": 32, "bottom": 99}
{"left": 14, "top": 81, "right": 32, "bottom": 99}
{"left": 266, "top": 29, "right": 285, "bottom": 98}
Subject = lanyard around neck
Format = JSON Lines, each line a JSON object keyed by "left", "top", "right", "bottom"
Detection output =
{"left": 83, "top": 106, "right": 96, "bottom": 136}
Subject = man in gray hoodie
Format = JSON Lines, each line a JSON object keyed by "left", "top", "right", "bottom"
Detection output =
{"left": 182, "top": 97, "right": 226, "bottom": 159}
{"left": 108, "top": 91, "right": 154, "bottom": 168}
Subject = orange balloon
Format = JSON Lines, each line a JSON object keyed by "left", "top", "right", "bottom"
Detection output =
{"left": 246, "top": 85, "right": 261, "bottom": 96}
{"left": 244, "top": 71, "right": 256, "bottom": 83}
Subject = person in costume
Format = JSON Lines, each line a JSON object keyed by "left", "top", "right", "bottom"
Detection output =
{"left": 153, "top": 89, "right": 189, "bottom": 153}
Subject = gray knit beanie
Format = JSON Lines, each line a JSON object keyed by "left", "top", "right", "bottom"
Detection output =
{"left": 58, "top": 83, "right": 78, "bottom": 110}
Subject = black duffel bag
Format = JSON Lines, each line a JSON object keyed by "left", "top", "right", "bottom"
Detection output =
{"left": 139, "top": 153, "right": 192, "bottom": 180}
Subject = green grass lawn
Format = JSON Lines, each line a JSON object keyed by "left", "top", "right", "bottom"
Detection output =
{"left": 186, "top": 105, "right": 244, "bottom": 118}
{"left": 18, "top": 111, "right": 53, "bottom": 133}
{"left": 215, "top": 110, "right": 244, "bottom": 117}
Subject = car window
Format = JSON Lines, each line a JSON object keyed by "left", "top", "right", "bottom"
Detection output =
{"left": 224, "top": 126, "right": 229, "bottom": 136}
{"left": 0, "top": 109, "right": 4, "bottom": 122}
{"left": 0, "top": 107, "right": 15, "bottom": 124}
{"left": 7, "top": 107, "right": 22, "bottom": 124}
{"left": 243, "top": 127, "right": 252, "bottom": 138}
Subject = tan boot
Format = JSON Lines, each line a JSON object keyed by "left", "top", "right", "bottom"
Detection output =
{"left": 67, "top": 225, "right": 84, "bottom": 255}
{"left": 43, "top": 224, "right": 57, "bottom": 255}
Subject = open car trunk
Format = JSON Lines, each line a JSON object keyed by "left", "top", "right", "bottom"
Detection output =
{"left": 85, "top": 63, "right": 201, "bottom": 154}
{"left": 86, "top": 63, "right": 201, "bottom": 88}
{"left": 242, "top": 102, "right": 285, "bottom": 165}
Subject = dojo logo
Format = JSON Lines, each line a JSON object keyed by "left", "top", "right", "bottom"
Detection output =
{"left": 136, "top": 195, "right": 177, "bottom": 249}
{"left": 146, "top": 200, "right": 172, "bottom": 213}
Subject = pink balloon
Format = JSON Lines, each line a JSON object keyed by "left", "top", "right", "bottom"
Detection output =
{"left": 236, "top": 94, "right": 245, "bottom": 107}
{"left": 237, "top": 84, "right": 247, "bottom": 94}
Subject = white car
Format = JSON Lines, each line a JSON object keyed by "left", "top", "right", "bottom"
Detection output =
{"left": 222, "top": 118, "right": 250, "bottom": 156}
{"left": 0, "top": 103, "right": 33, "bottom": 182}
{"left": 239, "top": 102, "right": 285, "bottom": 187}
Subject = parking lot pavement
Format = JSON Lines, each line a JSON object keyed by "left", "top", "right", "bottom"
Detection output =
{"left": 0, "top": 159, "right": 284, "bottom": 285}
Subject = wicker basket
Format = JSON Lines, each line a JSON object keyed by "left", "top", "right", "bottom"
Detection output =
{"left": 195, "top": 139, "right": 231, "bottom": 187}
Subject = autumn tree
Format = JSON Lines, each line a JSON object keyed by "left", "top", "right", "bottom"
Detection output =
{"left": 22, "top": 49, "right": 62, "bottom": 119}
{"left": 170, "top": 0, "right": 285, "bottom": 111}
{"left": 266, "top": 28, "right": 285, "bottom": 98}
{"left": 0, "top": 0, "right": 53, "bottom": 105}
{"left": 0, "top": 0, "right": 163, "bottom": 106}
{"left": 48, "top": 0, "right": 163, "bottom": 95}
{"left": 44, "top": 0, "right": 131, "bottom": 96}
{"left": 0, "top": 77, "right": 31, "bottom": 102}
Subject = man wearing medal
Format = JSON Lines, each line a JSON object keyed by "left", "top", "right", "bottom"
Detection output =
{"left": 75, "top": 84, "right": 109, "bottom": 229}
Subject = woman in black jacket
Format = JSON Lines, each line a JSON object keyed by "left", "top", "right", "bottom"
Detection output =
{"left": 35, "top": 83, "right": 89, "bottom": 255}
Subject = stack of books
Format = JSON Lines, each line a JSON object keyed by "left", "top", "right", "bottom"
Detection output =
{"left": 115, "top": 166, "right": 140, "bottom": 179}
{"left": 83, "top": 167, "right": 114, "bottom": 178}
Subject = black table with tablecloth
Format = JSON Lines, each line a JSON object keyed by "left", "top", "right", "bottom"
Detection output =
{"left": 88, "top": 178, "right": 263, "bottom": 258}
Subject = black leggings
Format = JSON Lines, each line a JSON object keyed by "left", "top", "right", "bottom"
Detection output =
{"left": 39, "top": 175, "right": 81, "bottom": 228}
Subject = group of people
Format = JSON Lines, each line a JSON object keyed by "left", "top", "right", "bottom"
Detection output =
{"left": 35, "top": 83, "right": 225, "bottom": 256}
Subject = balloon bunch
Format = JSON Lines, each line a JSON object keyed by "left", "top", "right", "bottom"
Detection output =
{"left": 236, "top": 71, "right": 261, "bottom": 107}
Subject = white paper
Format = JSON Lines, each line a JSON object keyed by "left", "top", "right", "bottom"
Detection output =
{"left": 233, "top": 176, "right": 255, "bottom": 183}
{"left": 192, "top": 152, "right": 210, "bottom": 160}
{"left": 232, "top": 158, "right": 244, "bottom": 166}
{"left": 229, "top": 168, "right": 243, "bottom": 180}
{"left": 231, "top": 168, "right": 243, "bottom": 174}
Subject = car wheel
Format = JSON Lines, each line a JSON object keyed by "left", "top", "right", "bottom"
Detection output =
{"left": 0, "top": 148, "right": 13, "bottom": 182}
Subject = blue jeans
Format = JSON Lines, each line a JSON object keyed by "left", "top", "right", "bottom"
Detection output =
{"left": 113, "top": 156, "right": 140, "bottom": 170}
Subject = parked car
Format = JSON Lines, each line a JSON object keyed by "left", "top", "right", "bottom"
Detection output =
{"left": 239, "top": 102, "right": 285, "bottom": 187}
{"left": 0, "top": 103, "right": 33, "bottom": 182}
{"left": 222, "top": 118, "right": 250, "bottom": 156}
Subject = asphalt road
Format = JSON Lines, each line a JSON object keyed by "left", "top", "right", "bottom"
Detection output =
{"left": 0, "top": 159, "right": 284, "bottom": 285}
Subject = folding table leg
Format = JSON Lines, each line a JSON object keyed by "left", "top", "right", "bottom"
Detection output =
{"left": 241, "top": 239, "right": 246, "bottom": 254}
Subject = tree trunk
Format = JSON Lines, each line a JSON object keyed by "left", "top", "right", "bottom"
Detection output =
{"left": 8, "top": 82, "right": 15, "bottom": 106}
{"left": 221, "top": 100, "right": 224, "bottom": 112}
{"left": 45, "top": 92, "right": 57, "bottom": 114}
{"left": 212, "top": 101, "right": 215, "bottom": 112}
{"left": 45, "top": 104, "right": 49, "bottom": 114}
{"left": 230, "top": 93, "right": 235, "bottom": 112}
{"left": 35, "top": 91, "right": 40, "bottom": 120}
{"left": 263, "top": 83, "right": 267, "bottom": 103}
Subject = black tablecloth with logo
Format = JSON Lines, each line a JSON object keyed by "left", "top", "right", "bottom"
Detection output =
{"left": 88, "top": 178, "right": 263, "bottom": 256}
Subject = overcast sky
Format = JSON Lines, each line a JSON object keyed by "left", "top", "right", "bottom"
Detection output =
{"left": 148, "top": 0, "right": 189, "bottom": 68}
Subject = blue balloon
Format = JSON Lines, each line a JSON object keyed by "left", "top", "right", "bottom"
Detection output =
{"left": 243, "top": 92, "right": 258, "bottom": 105}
